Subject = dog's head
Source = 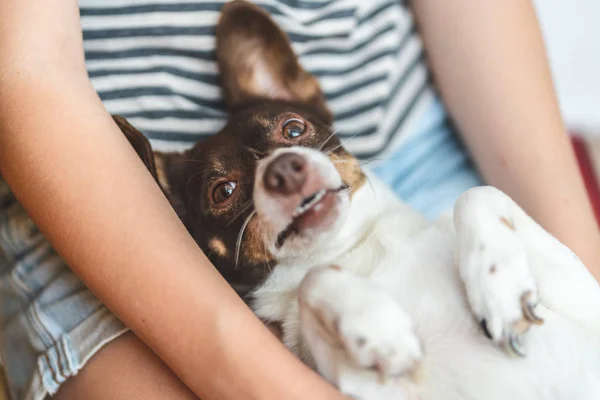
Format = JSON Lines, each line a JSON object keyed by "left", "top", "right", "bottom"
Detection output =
{"left": 115, "top": 1, "right": 366, "bottom": 295}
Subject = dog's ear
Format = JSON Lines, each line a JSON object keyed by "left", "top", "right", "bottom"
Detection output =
{"left": 216, "top": 1, "right": 331, "bottom": 121}
{"left": 112, "top": 115, "right": 187, "bottom": 220}
{"left": 113, "top": 116, "right": 160, "bottom": 181}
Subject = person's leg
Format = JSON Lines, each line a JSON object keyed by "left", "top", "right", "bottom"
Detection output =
{"left": 54, "top": 332, "right": 198, "bottom": 400}
{"left": 0, "top": 179, "right": 198, "bottom": 400}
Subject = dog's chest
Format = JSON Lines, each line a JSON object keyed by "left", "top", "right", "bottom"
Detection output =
{"left": 253, "top": 213, "right": 473, "bottom": 351}
{"left": 343, "top": 222, "right": 475, "bottom": 338}
{"left": 253, "top": 213, "right": 600, "bottom": 399}
{"left": 356, "top": 225, "right": 600, "bottom": 399}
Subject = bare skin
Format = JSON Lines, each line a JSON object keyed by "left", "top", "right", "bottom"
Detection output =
{"left": 54, "top": 333, "right": 199, "bottom": 400}
{"left": 1, "top": 0, "right": 598, "bottom": 399}
{"left": 412, "top": 0, "right": 600, "bottom": 280}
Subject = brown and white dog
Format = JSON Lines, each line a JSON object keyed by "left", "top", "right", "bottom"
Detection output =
{"left": 115, "top": 2, "right": 600, "bottom": 399}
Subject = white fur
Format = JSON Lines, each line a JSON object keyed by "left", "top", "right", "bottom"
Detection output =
{"left": 251, "top": 148, "right": 600, "bottom": 400}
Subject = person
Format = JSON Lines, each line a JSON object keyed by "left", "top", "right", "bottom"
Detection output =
{"left": 1, "top": 0, "right": 598, "bottom": 399}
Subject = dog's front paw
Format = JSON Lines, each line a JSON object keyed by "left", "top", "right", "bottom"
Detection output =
{"left": 458, "top": 212, "right": 544, "bottom": 357}
{"left": 299, "top": 266, "right": 422, "bottom": 382}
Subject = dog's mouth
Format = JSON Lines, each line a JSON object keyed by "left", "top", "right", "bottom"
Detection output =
{"left": 275, "top": 185, "right": 348, "bottom": 248}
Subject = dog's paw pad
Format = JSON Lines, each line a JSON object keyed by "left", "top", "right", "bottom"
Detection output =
{"left": 460, "top": 226, "right": 543, "bottom": 357}
{"left": 455, "top": 187, "right": 545, "bottom": 357}
{"left": 337, "top": 310, "right": 422, "bottom": 381}
{"left": 299, "top": 266, "right": 422, "bottom": 380}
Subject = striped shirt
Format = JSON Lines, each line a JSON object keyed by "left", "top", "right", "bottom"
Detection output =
{"left": 80, "top": 0, "right": 437, "bottom": 161}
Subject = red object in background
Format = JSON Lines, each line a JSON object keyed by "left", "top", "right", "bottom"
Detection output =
{"left": 571, "top": 135, "right": 600, "bottom": 225}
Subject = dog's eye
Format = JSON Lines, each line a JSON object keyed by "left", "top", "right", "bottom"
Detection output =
{"left": 283, "top": 119, "right": 306, "bottom": 139}
{"left": 212, "top": 181, "right": 237, "bottom": 204}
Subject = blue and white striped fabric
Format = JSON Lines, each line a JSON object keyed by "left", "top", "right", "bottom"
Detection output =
{"left": 80, "top": 0, "right": 483, "bottom": 219}
{"left": 80, "top": 0, "right": 433, "bottom": 159}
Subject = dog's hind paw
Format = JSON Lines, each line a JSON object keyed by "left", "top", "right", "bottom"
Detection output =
{"left": 299, "top": 266, "right": 422, "bottom": 382}
{"left": 476, "top": 285, "right": 544, "bottom": 357}
{"left": 455, "top": 187, "right": 544, "bottom": 357}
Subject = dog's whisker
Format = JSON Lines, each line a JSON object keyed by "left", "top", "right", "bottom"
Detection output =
{"left": 184, "top": 169, "right": 215, "bottom": 194}
{"left": 246, "top": 146, "right": 268, "bottom": 156}
{"left": 227, "top": 200, "right": 255, "bottom": 227}
{"left": 261, "top": 239, "right": 272, "bottom": 276}
{"left": 270, "top": 87, "right": 286, "bottom": 100}
{"left": 249, "top": 151, "right": 261, "bottom": 162}
{"left": 170, "top": 158, "right": 204, "bottom": 167}
{"left": 330, "top": 159, "right": 379, "bottom": 171}
{"left": 330, "top": 155, "right": 402, "bottom": 167}
{"left": 259, "top": 235, "right": 279, "bottom": 289}
{"left": 363, "top": 173, "right": 380, "bottom": 211}
{"left": 357, "top": 154, "right": 404, "bottom": 165}
{"left": 358, "top": 158, "right": 385, "bottom": 165}
{"left": 265, "top": 258, "right": 272, "bottom": 274}
{"left": 264, "top": 241, "right": 272, "bottom": 273}
{"left": 325, "top": 143, "right": 343, "bottom": 155}
{"left": 206, "top": 250, "right": 215, "bottom": 261}
{"left": 235, "top": 210, "right": 257, "bottom": 269}
{"left": 330, "top": 159, "right": 360, "bottom": 165}
{"left": 317, "top": 129, "right": 339, "bottom": 151}
{"left": 325, "top": 130, "right": 365, "bottom": 155}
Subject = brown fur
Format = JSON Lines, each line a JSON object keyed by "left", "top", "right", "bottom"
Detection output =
{"left": 329, "top": 152, "right": 367, "bottom": 196}
{"left": 215, "top": 1, "right": 332, "bottom": 123}
{"left": 113, "top": 116, "right": 159, "bottom": 182}
{"left": 500, "top": 216, "right": 516, "bottom": 231}
{"left": 113, "top": 1, "right": 365, "bottom": 298}
{"left": 209, "top": 237, "right": 228, "bottom": 257}
{"left": 243, "top": 215, "right": 274, "bottom": 266}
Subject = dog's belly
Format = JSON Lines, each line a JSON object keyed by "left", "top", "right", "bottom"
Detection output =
{"left": 368, "top": 226, "right": 600, "bottom": 400}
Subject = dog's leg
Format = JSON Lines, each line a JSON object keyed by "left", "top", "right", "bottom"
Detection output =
{"left": 298, "top": 266, "right": 420, "bottom": 400}
{"left": 454, "top": 186, "right": 600, "bottom": 355}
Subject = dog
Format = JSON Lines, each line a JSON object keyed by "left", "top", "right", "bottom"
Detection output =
{"left": 113, "top": 2, "right": 600, "bottom": 399}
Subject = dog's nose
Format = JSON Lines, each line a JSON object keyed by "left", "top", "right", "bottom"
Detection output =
{"left": 263, "top": 153, "right": 307, "bottom": 195}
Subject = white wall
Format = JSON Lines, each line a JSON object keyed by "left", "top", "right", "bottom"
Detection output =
{"left": 534, "top": 0, "right": 600, "bottom": 135}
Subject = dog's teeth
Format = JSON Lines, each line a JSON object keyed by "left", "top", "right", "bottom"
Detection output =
{"left": 293, "top": 190, "right": 328, "bottom": 217}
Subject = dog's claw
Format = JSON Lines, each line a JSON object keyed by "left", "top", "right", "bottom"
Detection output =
{"left": 505, "top": 332, "right": 526, "bottom": 358}
{"left": 480, "top": 319, "right": 493, "bottom": 340}
{"left": 521, "top": 291, "right": 544, "bottom": 325}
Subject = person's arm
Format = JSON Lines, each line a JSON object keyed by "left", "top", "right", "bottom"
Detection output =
{"left": 411, "top": 0, "right": 600, "bottom": 280}
{"left": 0, "top": 1, "right": 344, "bottom": 399}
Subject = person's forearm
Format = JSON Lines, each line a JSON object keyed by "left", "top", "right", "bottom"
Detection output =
{"left": 0, "top": 67, "right": 343, "bottom": 400}
{"left": 412, "top": 0, "right": 600, "bottom": 279}
{"left": 0, "top": 2, "right": 343, "bottom": 399}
